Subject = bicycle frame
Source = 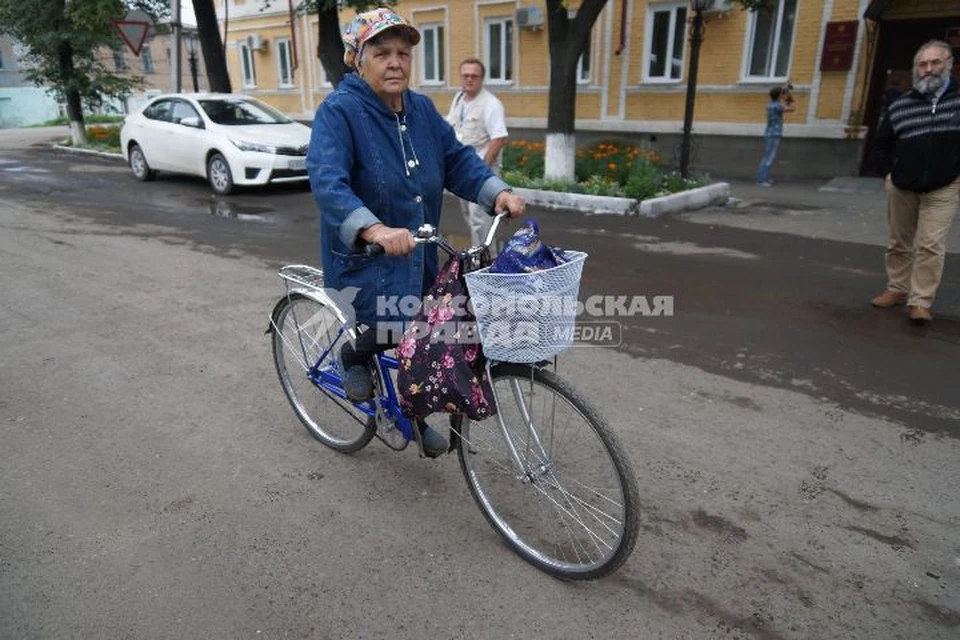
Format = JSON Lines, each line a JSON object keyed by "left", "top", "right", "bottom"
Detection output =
{"left": 286, "top": 303, "right": 419, "bottom": 444}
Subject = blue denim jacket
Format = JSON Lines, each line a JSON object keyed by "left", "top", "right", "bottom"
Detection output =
{"left": 307, "top": 73, "right": 509, "bottom": 325}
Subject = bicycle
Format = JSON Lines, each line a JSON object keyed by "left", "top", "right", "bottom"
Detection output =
{"left": 267, "top": 215, "right": 640, "bottom": 580}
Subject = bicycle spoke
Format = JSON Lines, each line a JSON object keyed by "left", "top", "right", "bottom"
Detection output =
{"left": 458, "top": 364, "right": 639, "bottom": 580}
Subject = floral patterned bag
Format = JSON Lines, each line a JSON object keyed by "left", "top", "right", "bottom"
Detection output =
{"left": 397, "top": 255, "right": 497, "bottom": 421}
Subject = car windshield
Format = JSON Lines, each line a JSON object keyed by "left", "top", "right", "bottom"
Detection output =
{"left": 197, "top": 98, "right": 293, "bottom": 125}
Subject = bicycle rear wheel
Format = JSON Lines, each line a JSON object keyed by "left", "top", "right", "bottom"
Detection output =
{"left": 457, "top": 363, "right": 640, "bottom": 580}
{"left": 271, "top": 293, "right": 375, "bottom": 453}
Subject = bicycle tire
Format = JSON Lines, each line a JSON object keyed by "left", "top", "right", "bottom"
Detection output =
{"left": 271, "top": 293, "right": 375, "bottom": 453}
{"left": 457, "top": 363, "right": 640, "bottom": 580}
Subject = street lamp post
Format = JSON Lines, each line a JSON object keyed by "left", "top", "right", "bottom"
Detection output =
{"left": 679, "top": 0, "right": 711, "bottom": 179}
{"left": 185, "top": 32, "right": 199, "bottom": 93}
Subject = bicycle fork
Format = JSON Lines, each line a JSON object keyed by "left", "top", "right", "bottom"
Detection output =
{"left": 484, "top": 361, "right": 554, "bottom": 484}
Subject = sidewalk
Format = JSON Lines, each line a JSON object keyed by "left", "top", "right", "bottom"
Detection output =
{"left": 0, "top": 125, "right": 69, "bottom": 150}
{"left": 679, "top": 176, "right": 960, "bottom": 251}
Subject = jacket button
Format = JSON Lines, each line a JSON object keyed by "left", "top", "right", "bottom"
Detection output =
{"left": 415, "top": 195, "right": 422, "bottom": 203}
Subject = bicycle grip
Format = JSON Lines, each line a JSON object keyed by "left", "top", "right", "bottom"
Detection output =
{"left": 363, "top": 243, "right": 385, "bottom": 257}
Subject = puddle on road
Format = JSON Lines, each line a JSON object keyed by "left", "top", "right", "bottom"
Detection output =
{"left": 207, "top": 198, "right": 276, "bottom": 221}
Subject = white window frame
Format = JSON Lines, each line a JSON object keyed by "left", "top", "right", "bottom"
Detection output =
{"left": 419, "top": 23, "right": 445, "bottom": 86}
{"left": 276, "top": 38, "right": 294, "bottom": 88}
{"left": 113, "top": 50, "right": 128, "bottom": 72}
{"left": 239, "top": 42, "right": 256, "bottom": 88}
{"left": 141, "top": 46, "right": 154, "bottom": 73}
{"left": 484, "top": 17, "right": 513, "bottom": 84}
{"left": 642, "top": 2, "right": 687, "bottom": 83}
{"left": 741, "top": 0, "right": 798, "bottom": 83}
{"left": 315, "top": 62, "right": 332, "bottom": 89}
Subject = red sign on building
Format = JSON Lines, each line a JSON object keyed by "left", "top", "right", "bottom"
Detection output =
{"left": 820, "top": 21, "right": 859, "bottom": 72}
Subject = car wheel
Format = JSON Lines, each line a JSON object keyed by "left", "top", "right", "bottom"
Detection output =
{"left": 129, "top": 144, "right": 156, "bottom": 182}
{"left": 207, "top": 153, "right": 234, "bottom": 195}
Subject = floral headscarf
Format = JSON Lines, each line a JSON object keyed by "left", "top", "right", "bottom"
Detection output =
{"left": 344, "top": 7, "right": 420, "bottom": 69}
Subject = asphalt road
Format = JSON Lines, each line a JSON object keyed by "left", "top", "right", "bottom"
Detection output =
{"left": 1, "top": 139, "right": 958, "bottom": 639}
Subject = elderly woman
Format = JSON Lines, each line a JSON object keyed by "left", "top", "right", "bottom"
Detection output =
{"left": 306, "top": 8, "right": 525, "bottom": 456}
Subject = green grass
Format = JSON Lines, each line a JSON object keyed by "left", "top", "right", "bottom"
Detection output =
{"left": 58, "top": 123, "right": 123, "bottom": 154}
{"left": 33, "top": 114, "right": 124, "bottom": 127}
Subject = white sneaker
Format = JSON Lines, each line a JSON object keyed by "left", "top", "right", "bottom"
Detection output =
{"left": 758, "top": 181, "right": 774, "bottom": 187}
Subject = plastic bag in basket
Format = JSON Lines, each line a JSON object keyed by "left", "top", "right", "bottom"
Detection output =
{"left": 489, "top": 219, "right": 571, "bottom": 274}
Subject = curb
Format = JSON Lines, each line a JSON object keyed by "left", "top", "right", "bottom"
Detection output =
{"left": 515, "top": 182, "right": 730, "bottom": 217}
{"left": 638, "top": 182, "right": 731, "bottom": 217}
{"left": 52, "top": 144, "right": 124, "bottom": 161}
{"left": 514, "top": 187, "right": 638, "bottom": 215}
{"left": 48, "top": 143, "right": 730, "bottom": 218}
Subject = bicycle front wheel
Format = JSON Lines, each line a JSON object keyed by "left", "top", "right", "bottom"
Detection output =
{"left": 457, "top": 364, "right": 640, "bottom": 580}
{"left": 271, "top": 293, "right": 375, "bottom": 453}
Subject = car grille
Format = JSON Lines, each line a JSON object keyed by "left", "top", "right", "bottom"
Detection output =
{"left": 270, "top": 168, "right": 308, "bottom": 179}
{"left": 276, "top": 145, "right": 308, "bottom": 156}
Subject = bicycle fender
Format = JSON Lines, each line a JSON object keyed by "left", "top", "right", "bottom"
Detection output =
{"left": 266, "top": 290, "right": 356, "bottom": 339}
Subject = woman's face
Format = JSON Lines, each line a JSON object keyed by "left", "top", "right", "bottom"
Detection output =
{"left": 359, "top": 33, "right": 412, "bottom": 108}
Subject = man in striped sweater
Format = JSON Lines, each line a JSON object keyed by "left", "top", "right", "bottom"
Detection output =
{"left": 872, "top": 40, "right": 959, "bottom": 324}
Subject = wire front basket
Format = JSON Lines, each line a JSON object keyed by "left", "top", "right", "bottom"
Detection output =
{"left": 464, "top": 251, "right": 587, "bottom": 363}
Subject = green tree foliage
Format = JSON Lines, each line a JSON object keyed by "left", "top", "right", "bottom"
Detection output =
{"left": 0, "top": 0, "right": 147, "bottom": 143}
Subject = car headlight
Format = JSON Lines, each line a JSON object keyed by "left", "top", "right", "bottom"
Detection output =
{"left": 230, "top": 139, "right": 277, "bottom": 154}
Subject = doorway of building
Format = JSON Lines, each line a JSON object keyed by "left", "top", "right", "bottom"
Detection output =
{"left": 860, "top": 17, "right": 960, "bottom": 176}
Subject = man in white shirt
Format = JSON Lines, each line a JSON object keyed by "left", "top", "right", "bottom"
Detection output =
{"left": 446, "top": 58, "right": 509, "bottom": 253}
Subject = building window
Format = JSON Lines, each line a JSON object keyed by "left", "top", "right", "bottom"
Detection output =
{"left": 239, "top": 43, "right": 256, "bottom": 88}
{"left": 277, "top": 38, "right": 294, "bottom": 87}
{"left": 645, "top": 3, "right": 687, "bottom": 82}
{"left": 316, "top": 61, "right": 332, "bottom": 89}
{"left": 420, "top": 23, "right": 444, "bottom": 85}
{"left": 577, "top": 29, "right": 592, "bottom": 85}
{"left": 142, "top": 46, "right": 154, "bottom": 73}
{"left": 485, "top": 18, "right": 513, "bottom": 83}
{"left": 744, "top": 0, "right": 798, "bottom": 80}
{"left": 113, "top": 50, "right": 128, "bottom": 72}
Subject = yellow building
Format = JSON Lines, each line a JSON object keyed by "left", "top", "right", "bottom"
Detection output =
{"left": 214, "top": 0, "right": 959, "bottom": 179}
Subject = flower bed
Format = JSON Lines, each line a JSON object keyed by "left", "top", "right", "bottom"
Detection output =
{"left": 502, "top": 139, "right": 709, "bottom": 200}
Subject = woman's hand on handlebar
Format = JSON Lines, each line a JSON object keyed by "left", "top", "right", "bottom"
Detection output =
{"left": 495, "top": 190, "right": 526, "bottom": 219}
{"left": 360, "top": 223, "right": 416, "bottom": 256}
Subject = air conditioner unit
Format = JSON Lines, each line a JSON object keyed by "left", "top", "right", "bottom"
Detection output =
{"left": 702, "top": 0, "right": 734, "bottom": 14}
{"left": 516, "top": 6, "right": 544, "bottom": 29}
{"left": 246, "top": 34, "right": 268, "bottom": 51}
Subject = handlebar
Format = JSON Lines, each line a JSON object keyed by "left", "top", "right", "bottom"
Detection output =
{"left": 362, "top": 211, "right": 509, "bottom": 257}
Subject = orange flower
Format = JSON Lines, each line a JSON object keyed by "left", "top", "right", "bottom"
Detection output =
{"left": 608, "top": 162, "right": 617, "bottom": 171}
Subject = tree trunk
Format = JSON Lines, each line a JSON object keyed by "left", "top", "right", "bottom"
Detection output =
{"left": 315, "top": 0, "right": 350, "bottom": 88}
{"left": 193, "top": 0, "right": 232, "bottom": 93}
{"left": 57, "top": 39, "right": 86, "bottom": 145}
{"left": 543, "top": 0, "right": 607, "bottom": 181}
{"left": 65, "top": 87, "right": 86, "bottom": 145}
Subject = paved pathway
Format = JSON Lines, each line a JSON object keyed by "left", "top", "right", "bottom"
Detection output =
{"left": 0, "top": 125, "right": 70, "bottom": 150}
{"left": 684, "top": 177, "right": 960, "bottom": 251}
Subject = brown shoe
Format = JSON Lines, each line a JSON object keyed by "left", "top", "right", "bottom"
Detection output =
{"left": 907, "top": 305, "right": 932, "bottom": 324}
{"left": 871, "top": 290, "right": 908, "bottom": 308}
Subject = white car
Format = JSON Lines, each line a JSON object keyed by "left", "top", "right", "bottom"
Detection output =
{"left": 120, "top": 93, "right": 312, "bottom": 195}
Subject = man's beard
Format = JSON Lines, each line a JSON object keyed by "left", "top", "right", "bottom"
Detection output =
{"left": 913, "top": 65, "right": 951, "bottom": 94}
